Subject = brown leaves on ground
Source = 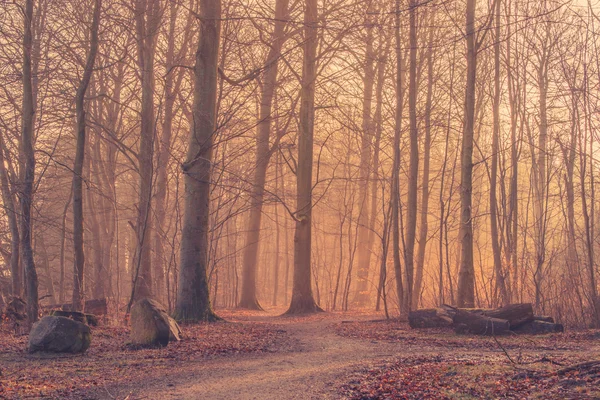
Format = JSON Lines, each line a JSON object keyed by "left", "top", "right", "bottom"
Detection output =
{"left": 336, "top": 319, "right": 600, "bottom": 399}
{"left": 0, "top": 316, "right": 288, "bottom": 399}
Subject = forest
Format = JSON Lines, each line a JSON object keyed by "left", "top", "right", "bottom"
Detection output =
{"left": 2, "top": 0, "right": 600, "bottom": 398}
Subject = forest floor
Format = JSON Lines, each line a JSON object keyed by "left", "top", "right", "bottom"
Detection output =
{"left": 1, "top": 309, "right": 600, "bottom": 399}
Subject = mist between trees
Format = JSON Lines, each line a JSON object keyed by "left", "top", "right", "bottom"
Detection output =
{"left": 1, "top": 0, "right": 600, "bottom": 328}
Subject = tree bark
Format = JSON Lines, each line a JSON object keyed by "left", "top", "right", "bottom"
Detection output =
{"left": 20, "top": 0, "right": 39, "bottom": 327}
{"left": 72, "top": 0, "right": 102, "bottom": 312}
{"left": 286, "top": 0, "right": 321, "bottom": 314}
{"left": 239, "top": 0, "right": 289, "bottom": 310}
{"left": 132, "top": 0, "right": 161, "bottom": 301}
{"left": 0, "top": 134, "right": 20, "bottom": 298}
{"left": 403, "top": 0, "right": 419, "bottom": 314}
{"left": 392, "top": 0, "right": 405, "bottom": 313}
{"left": 490, "top": 0, "right": 509, "bottom": 306}
{"left": 354, "top": 1, "right": 377, "bottom": 307}
{"left": 457, "top": 0, "right": 477, "bottom": 308}
{"left": 414, "top": 7, "right": 435, "bottom": 309}
{"left": 174, "top": 0, "right": 221, "bottom": 322}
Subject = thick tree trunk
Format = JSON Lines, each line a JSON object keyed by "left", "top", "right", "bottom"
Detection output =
{"left": 174, "top": 0, "right": 221, "bottom": 322}
{"left": 457, "top": 0, "right": 477, "bottom": 308}
{"left": 20, "top": 0, "right": 39, "bottom": 327}
{"left": 72, "top": 0, "right": 101, "bottom": 312}
{"left": 239, "top": 0, "right": 289, "bottom": 310}
{"left": 286, "top": 0, "right": 321, "bottom": 314}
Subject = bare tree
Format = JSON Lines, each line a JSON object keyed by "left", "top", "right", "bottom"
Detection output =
{"left": 174, "top": 0, "right": 221, "bottom": 322}
{"left": 457, "top": 0, "right": 477, "bottom": 308}
{"left": 20, "top": 0, "right": 39, "bottom": 326}
{"left": 72, "top": 0, "right": 102, "bottom": 312}
{"left": 286, "top": 0, "right": 321, "bottom": 314}
{"left": 239, "top": 0, "right": 290, "bottom": 310}
{"left": 132, "top": 0, "right": 162, "bottom": 301}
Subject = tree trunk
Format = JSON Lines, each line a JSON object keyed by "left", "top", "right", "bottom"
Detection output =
{"left": 403, "top": 0, "right": 419, "bottom": 314}
{"left": 239, "top": 0, "right": 289, "bottom": 310}
{"left": 490, "top": 0, "right": 509, "bottom": 306}
{"left": 154, "top": 2, "right": 193, "bottom": 305}
{"left": 354, "top": 2, "right": 376, "bottom": 307}
{"left": 367, "top": 36, "right": 390, "bottom": 309}
{"left": 174, "top": 0, "right": 221, "bottom": 322}
{"left": 414, "top": 7, "right": 435, "bottom": 309}
{"left": 392, "top": 0, "right": 405, "bottom": 314}
{"left": 286, "top": 0, "right": 321, "bottom": 314}
{"left": 0, "top": 134, "right": 20, "bottom": 297}
{"left": 457, "top": 0, "right": 477, "bottom": 308}
{"left": 132, "top": 0, "right": 161, "bottom": 302}
{"left": 20, "top": 0, "right": 39, "bottom": 327}
{"left": 533, "top": 43, "right": 548, "bottom": 311}
{"left": 72, "top": 0, "right": 101, "bottom": 312}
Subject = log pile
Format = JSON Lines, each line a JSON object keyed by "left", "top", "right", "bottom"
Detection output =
{"left": 42, "top": 298, "right": 108, "bottom": 325}
{"left": 409, "top": 303, "right": 564, "bottom": 335}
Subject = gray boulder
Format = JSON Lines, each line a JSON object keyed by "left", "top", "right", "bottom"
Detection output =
{"left": 130, "top": 298, "right": 181, "bottom": 347}
{"left": 28, "top": 316, "right": 91, "bottom": 353}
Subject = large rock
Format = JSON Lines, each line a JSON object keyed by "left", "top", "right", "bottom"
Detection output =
{"left": 28, "top": 316, "right": 91, "bottom": 353}
{"left": 130, "top": 298, "right": 181, "bottom": 347}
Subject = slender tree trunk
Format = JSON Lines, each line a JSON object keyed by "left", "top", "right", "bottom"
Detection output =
{"left": 505, "top": 1, "right": 519, "bottom": 303}
{"left": 533, "top": 39, "right": 549, "bottom": 311}
{"left": 404, "top": 0, "right": 419, "bottom": 313}
{"left": 457, "top": 0, "right": 477, "bottom": 308}
{"left": 490, "top": 0, "right": 509, "bottom": 306}
{"left": 72, "top": 0, "right": 101, "bottom": 311}
{"left": 58, "top": 191, "right": 71, "bottom": 304}
{"left": 174, "top": 0, "right": 221, "bottom": 322}
{"left": 272, "top": 152, "right": 282, "bottom": 307}
{"left": 0, "top": 134, "right": 20, "bottom": 298}
{"left": 413, "top": 7, "right": 435, "bottom": 308}
{"left": 367, "top": 37, "right": 390, "bottom": 307}
{"left": 392, "top": 0, "right": 404, "bottom": 313}
{"left": 20, "top": 0, "right": 39, "bottom": 326}
{"left": 354, "top": 1, "right": 377, "bottom": 307}
{"left": 239, "top": 0, "right": 289, "bottom": 310}
{"left": 154, "top": 2, "right": 192, "bottom": 305}
{"left": 438, "top": 42, "right": 456, "bottom": 306}
{"left": 286, "top": 0, "right": 321, "bottom": 314}
{"left": 581, "top": 61, "right": 600, "bottom": 327}
{"left": 132, "top": 0, "right": 161, "bottom": 302}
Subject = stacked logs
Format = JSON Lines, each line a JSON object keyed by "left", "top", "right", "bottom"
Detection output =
{"left": 408, "top": 303, "right": 564, "bottom": 335}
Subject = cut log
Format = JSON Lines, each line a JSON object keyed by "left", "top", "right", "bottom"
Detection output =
{"left": 513, "top": 320, "right": 564, "bottom": 334}
{"left": 534, "top": 316, "right": 554, "bottom": 323}
{"left": 44, "top": 298, "right": 108, "bottom": 316}
{"left": 452, "top": 309, "right": 510, "bottom": 335}
{"left": 408, "top": 309, "right": 452, "bottom": 328}
{"left": 481, "top": 303, "right": 534, "bottom": 328}
{"left": 49, "top": 310, "right": 98, "bottom": 326}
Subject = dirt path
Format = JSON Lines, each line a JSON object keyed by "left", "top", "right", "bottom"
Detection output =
{"left": 100, "top": 314, "right": 402, "bottom": 399}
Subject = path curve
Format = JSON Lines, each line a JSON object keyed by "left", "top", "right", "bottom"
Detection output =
{"left": 104, "top": 314, "right": 400, "bottom": 399}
